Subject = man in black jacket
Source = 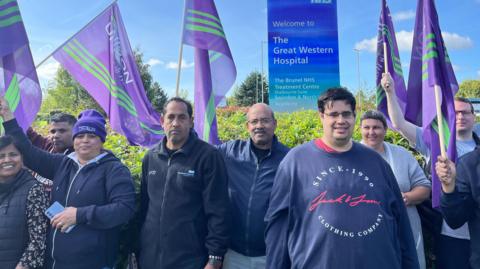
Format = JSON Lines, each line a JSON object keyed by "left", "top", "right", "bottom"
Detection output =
{"left": 138, "top": 97, "right": 229, "bottom": 269}
{"left": 436, "top": 151, "right": 480, "bottom": 268}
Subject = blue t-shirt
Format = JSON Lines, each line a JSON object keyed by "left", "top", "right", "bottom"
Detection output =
{"left": 265, "top": 141, "right": 419, "bottom": 269}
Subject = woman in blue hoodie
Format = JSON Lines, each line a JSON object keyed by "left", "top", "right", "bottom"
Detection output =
{"left": 0, "top": 98, "right": 136, "bottom": 269}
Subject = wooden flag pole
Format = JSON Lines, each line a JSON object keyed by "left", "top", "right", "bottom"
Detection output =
{"left": 175, "top": 0, "right": 187, "bottom": 97}
{"left": 434, "top": 84, "right": 447, "bottom": 158}
{"left": 383, "top": 41, "right": 388, "bottom": 73}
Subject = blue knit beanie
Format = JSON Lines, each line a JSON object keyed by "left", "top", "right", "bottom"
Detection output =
{"left": 72, "top": 110, "right": 107, "bottom": 142}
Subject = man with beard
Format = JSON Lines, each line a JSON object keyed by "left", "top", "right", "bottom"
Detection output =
{"left": 217, "top": 103, "right": 289, "bottom": 269}
{"left": 138, "top": 97, "right": 229, "bottom": 269}
{"left": 265, "top": 88, "right": 419, "bottom": 269}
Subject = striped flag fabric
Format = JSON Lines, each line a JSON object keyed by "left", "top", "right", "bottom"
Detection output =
{"left": 0, "top": 0, "right": 42, "bottom": 130}
{"left": 182, "top": 0, "right": 237, "bottom": 144}
{"left": 407, "top": 0, "right": 458, "bottom": 207}
{"left": 375, "top": 0, "right": 407, "bottom": 126}
{"left": 53, "top": 3, "right": 163, "bottom": 147}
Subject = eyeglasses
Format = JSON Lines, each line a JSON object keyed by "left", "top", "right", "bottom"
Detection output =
{"left": 247, "top": 118, "right": 273, "bottom": 125}
{"left": 455, "top": 110, "right": 473, "bottom": 116}
{"left": 323, "top": 111, "right": 354, "bottom": 119}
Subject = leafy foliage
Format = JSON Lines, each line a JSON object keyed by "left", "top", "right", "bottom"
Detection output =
{"left": 457, "top": 79, "right": 480, "bottom": 98}
{"left": 40, "top": 67, "right": 103, "bottom": 116}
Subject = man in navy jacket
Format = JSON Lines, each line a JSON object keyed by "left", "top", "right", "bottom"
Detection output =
{"left": 265, "top": 88, "right": 419, "bottom": 269}
{"left": 217, "top": 103, "right": 289, "bottom": 269}
{"left": 436, "top": 151, "right": 480, "bottom": 268}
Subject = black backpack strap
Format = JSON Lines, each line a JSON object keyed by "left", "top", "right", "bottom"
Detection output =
{"left": 473, "top": 131, "right": 480, "bottom": 147}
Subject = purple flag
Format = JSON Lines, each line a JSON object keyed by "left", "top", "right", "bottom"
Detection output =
{"left": 0, "top": 0, "right": 42, "bottom": 130}
{"left": 183, "top": 0, "right": 237, "bottom": 144}
{"left": 407, "top": 0, "right": 458, "bottom": 207}
{"left": 375, "top": 0, "right": 407, "bottom": 126}
{"left": 53, "top": 3, "right": 163, "bottom": 147}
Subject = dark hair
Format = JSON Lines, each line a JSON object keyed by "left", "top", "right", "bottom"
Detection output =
{"left": 0, "top": 135, "right": 21, "bottom": 152}
{"left": 455, "top": 97, "right": 474, "bottom": 114}
{"left": 360, "top": 110, "right": 388, "bottom": 129}
{"left": 162, "top": 97, "right": 193, "bottom": 118}
{"left": 317, "top": 87, "right": 356, "bottom": 113}
{"left": 49, "top": 112, "right": 77, "bottom": 126}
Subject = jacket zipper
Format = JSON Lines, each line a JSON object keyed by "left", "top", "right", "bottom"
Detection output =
{"left": 51, "top": 167, "right": 83, "bottom": 269}
{"left": 245, "top": 151, "right": 272, "bottom": 255}
{"left": 158, "top": 156, "right": 174, "bottom": 247}
{"left": 245, "top": 158, "right": 262, "bottom": 256}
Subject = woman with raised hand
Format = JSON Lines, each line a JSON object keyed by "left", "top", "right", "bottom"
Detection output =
{"left": 0, "top": 97, "right": 136, "bottom": 269}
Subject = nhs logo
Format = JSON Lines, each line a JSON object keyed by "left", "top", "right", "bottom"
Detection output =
{"left": 311, "top": 0, "right": 331, "bottom": 3}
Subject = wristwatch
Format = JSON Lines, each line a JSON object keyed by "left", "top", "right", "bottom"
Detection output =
{"left": 208, "top": 255, "right": 223, "bottom": 267}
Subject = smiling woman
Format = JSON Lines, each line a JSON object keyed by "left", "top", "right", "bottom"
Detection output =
{"left": 0, "top": 97, "right": 136, "bottom": 269}
{"left": 0, "top": 135, "right": 49, "bottom": 269}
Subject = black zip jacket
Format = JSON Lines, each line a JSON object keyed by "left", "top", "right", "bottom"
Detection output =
{"left": 217, "top": 136, "right": 289, "bottom": 257}
{"left": 441, "top": 147, "right": 480, "bottom": 268}
{"left": 4, "top": 119, "right": 136, "bottom": 269}
{"left": 139, "top": 130, "right": 230, "bottom": 269}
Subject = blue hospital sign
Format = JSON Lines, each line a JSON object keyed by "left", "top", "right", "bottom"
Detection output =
{"left": 268, "top": 0, "right": 340, "bottom": 112}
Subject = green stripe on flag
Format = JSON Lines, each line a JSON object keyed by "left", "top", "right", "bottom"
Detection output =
{"left": 0, "top": 5, "right": 18, "bottom": 17}
{"left": 66, "top": 40, "right": 138, "bottom": 114}
{"left": 382, "top": 26, "right": 404, "bottom": 77}
{"left": 209, "top": 51, "right": 222, "bottom": 63}
{"left": 431, "top": 117, "right": 451, "bottom": 149}
{"left": 0, "top": 14, "right": 21, "bottom": 28}
{"left": 185, "top": 23, "right": 225, "bottom": 39}
{"left": 69, "top": 40, "right": 137, "bottom": 112}
{"left": 139, "top": 122, "right": 164, "bottom": 135}
{"left": 0, "top": 0, "right": 16, "bottom": 7}
{"left": 187, "top": 16, "right": 224, "bottom": 34}
{"left": 426, "top": 41, "right": 436, "bottom": 49}
{"left": 422, "top": 50, "right": 438, "bottom": 61}
{"left": 422, "top": 72, "right": 428, "bottom": 81}
{"left": 187, "top": 9, "right": 221, "bottom": 24}
{"left": 4, "top": 74, "right": 20, "bottom": 111}
{"left": 63, "top": 42, "right": 163, "bottom": 136}
{"left": 203, "top": 93, "right": 216, "bottom": 141}
{"left": 426, "top": 33, "right": 435, "bottom": 40}
{"left": 72, "top": 39, "right": 112, "bottom": 85}
{"left": 376, "top": 85, "right": 385, "bottom": 106}
{"left": 63, "top": 46, "right": 138, "bottom": 117}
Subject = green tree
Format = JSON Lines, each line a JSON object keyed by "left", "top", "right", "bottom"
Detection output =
{"left": 40, "top": 67, "right": 103, "bottom": 116}
{"left": 147, "top": 82, "right": 168, "bottom": 112}
{"left": 457, "top": 79, "right": 480, "bottom": 98}
{"left": 232, "top": 71, "right": 268, "bottom": 106}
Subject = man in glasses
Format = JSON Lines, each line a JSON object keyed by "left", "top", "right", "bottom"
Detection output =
{"left": 381, "top": 73, "right": 480, "bottom": 269}
{"left": 265, "top": 87, "right": 419, "bottom": 269}
{"left": 217, "top": 103, "right": 289, "bottom": 269}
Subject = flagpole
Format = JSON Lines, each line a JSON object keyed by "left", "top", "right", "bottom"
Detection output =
{"left": 383, "top": 42, "right": 388, "bottom": 73}
{"left": 34, "top": 0, "right": 118, "bottom": 69}
{"left": 175, "top": 0, "right": 187, "bottom": 97}
{"left": 434, "top": 84, "right": 447, "bottom": 158}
